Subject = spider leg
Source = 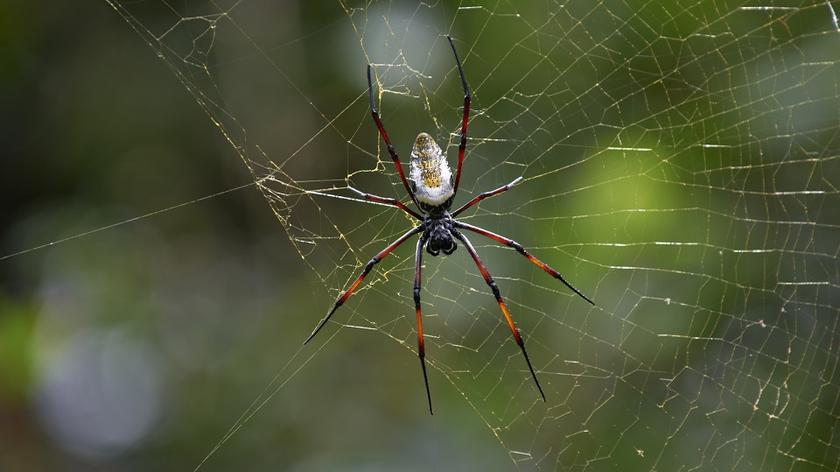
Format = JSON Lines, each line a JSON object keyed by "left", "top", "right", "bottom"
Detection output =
{"left": 367, "top": 66, "right": 421, "bottom": 210}
{"left": 413, "top": 235, "right": 433, "bottom": 415}
{"left": 304, "top": 226, "right": 423, "bottom": 345}
{"left": 451, "top": 177, "right": 522, "bottom": 217}
{"left": 454, "top": 222, "right": 595, "bottom": 306}
{"left": 446, "top": 35, "right": 471, "bottom": 196}
{"left": 348, "top": 186, "right": 422, "bottom": 220}
{"left": 452, "top": 230, "right": 546, "bottom": 401}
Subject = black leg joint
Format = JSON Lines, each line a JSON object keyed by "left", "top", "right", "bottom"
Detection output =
{"left": 488, "top": 280, "right": 501, "bottom": 299}
{"left": 362, "top": 257, "right": 378, "bottom": 274}
{"left": 413, "top": 287, "right": 421, "bottom": 306}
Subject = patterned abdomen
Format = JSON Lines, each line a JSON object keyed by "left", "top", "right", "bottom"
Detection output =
{"left": 409, "top": 133, "right": 454, "bottom": 208}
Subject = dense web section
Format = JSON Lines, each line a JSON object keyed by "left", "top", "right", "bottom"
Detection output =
{"left": 107, "top": 0, "right": 840, "bottom": 469}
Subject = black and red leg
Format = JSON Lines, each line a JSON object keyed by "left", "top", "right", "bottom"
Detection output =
{"left": 304, "top": 226, "right": 423, "bottom": 344}
{"left": 454, "top": 222, "right": 595, "bottom": 306}
{"left": 453, "top": 230, "right": 546, "bottom": 401}
{"left": 413, "top": 235, "right": 433, "bottom": 414}
{"left": 451, "top": 177, "right": 523, "bottom": 217}
{"left": 367, "top": 66, "right": 421, "bottom": 210}
{"left": 348, "top": 186, "right": 422, "bottom": 220}
{"left": 446, "top": 35, "right": 471, "bottom": 196}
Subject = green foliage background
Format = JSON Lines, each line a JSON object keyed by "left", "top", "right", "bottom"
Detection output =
{"left": 2, "top": 1, "right": 839, "bottom": 470}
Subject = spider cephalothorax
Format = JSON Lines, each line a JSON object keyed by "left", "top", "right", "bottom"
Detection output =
{"left": 305, "top": 36, "right": 595, "bottom": 415}
{"left": 423, "top": 212, "right": 457, "bottom": 257}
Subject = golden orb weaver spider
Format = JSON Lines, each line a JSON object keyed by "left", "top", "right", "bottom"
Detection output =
{"left": 304, "top": 36, "right": 594, "bottom": 415}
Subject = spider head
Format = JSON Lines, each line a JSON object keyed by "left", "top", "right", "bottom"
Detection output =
{"left": 410, "top": 133, "right": 454, "bottom": 210}
{"left": 426, "top": 223, "right": 457, "bottom": 257}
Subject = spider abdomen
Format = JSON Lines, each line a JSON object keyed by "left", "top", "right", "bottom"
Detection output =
{"left": 410, "top": 133, "right": 454, "bottom": 208}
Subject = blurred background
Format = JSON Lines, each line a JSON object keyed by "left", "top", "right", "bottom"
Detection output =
{"left": 2, "top": 0, "right": 839, "bottom": 470}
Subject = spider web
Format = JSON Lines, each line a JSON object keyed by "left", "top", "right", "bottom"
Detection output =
{"left": 100, "top": 0, "right": 840, "bottom": 469}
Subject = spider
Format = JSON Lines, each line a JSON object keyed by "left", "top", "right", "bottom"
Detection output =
{"left": 304, "top": 36, "right": 594, "bottom": 414}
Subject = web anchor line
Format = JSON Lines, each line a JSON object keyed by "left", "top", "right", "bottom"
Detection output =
{"left": 0, "top": 182, "right": 259, "bottom": 262}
